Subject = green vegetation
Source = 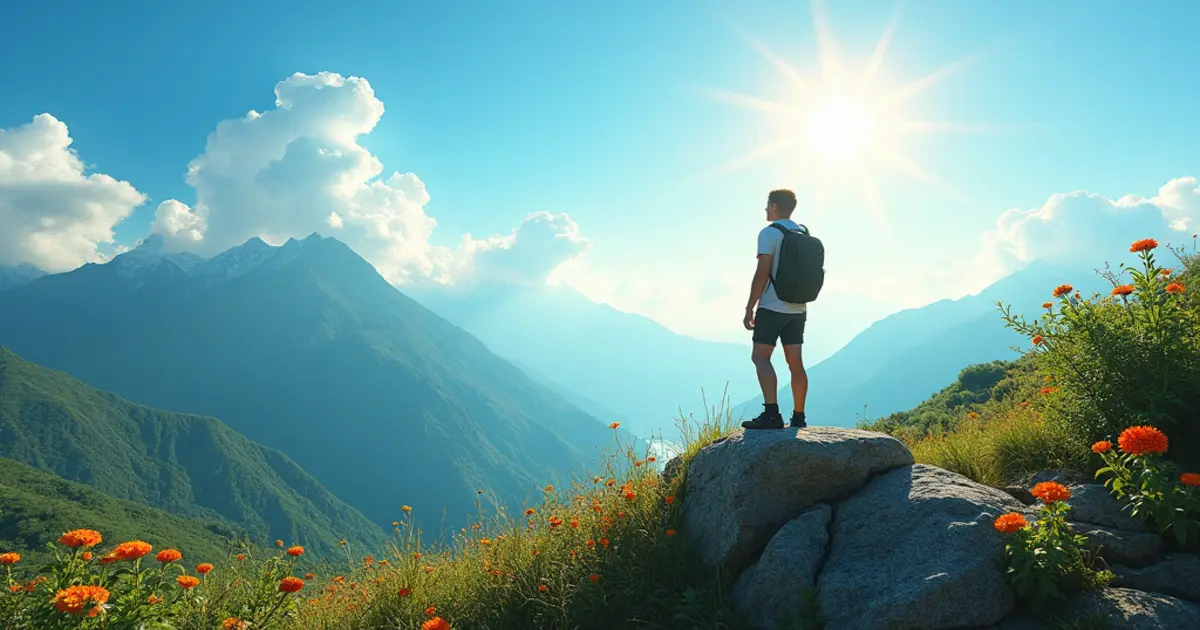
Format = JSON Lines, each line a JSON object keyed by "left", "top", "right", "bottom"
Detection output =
{"left": 0, "top": 457, "right": 242, "bottom": 565}
{"left": 1, "top": 402, "right": 747, "bottom": 629}
{"left": 0, "top": 347, "right": 386, "bottom": 556}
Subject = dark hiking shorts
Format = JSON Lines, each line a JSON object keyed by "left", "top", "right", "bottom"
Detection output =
{"left": 753, "top": 308, "right": 806, "bottom": 346}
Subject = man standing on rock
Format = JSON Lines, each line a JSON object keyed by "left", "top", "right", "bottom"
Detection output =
{"left": 741, "top": 188, "right": 825, "bottom": 430}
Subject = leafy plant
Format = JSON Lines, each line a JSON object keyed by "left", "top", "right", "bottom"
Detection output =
{"left": 994, "top": 481, "right": 1112, "bottom": 612}
{"left": 1092, "top": 425, "right": 1200, "bottom": 547}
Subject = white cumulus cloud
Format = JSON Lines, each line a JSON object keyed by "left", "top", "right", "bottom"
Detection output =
{"left": 0, "top": 114, "right": 146, "bottom": 271}
{"left": 151, "top": 71, "right": 588, "bottom": 286}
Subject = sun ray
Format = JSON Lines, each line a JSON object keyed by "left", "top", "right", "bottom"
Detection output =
{"left": 860, "top": 2, "right": 903, "bottom": 92}
{"left": 855, "top": 162, "right": 893, "bottom": 240}
{"left": 873, "top": 145, "right": 979, "bottom": 207}
{"left": 742, "top": 34, "right": 811, "bottom": 93}
{"left": 879, "top": 51, "right": 982, "bottom": 108}
{"left": 696, "top": 86, "right": 790, "bottom": 115}
{"left": 687, "top": 137, "right": 798, "bottom": 184}
{"left": 892, "top": 120, "right": 1012, "bottom": 134}
{"left": 810, "top": 0, "right": 845, "bottom": 88}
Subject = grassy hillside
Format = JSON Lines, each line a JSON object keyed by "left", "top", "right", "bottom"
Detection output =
{"left": 0, "top": 456, "right": 241, "bottom": 564}
{"left": 0, "top": 347, "right": 386, "bottom": 556}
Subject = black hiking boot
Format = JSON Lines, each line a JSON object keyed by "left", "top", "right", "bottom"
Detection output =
{"left": 789, "top": 411, "right": 807, "bottom": 429}
{"left": 741, "top": 406, "right": 784, "bottom": 430}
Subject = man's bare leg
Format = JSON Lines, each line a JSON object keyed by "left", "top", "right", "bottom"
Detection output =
{"left": 752, "top": 343, "right": 777, "bottom": 403}
{"left": 783, "top": 344, "right": 807, "bottom": 425}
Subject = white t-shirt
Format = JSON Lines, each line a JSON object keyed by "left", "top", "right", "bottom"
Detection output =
{"left": 756, "top": 219, "right": 808, "bottom": 314}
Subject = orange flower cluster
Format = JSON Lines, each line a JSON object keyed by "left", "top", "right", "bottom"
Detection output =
{"left": 1052, "top": 284, "right": 1073, "bottom": 298}
{"left": 0, "top": 552, "right": 19, "bottom": 565}
{"left": 1130, "top": 238, "right": 1158, "bottom": 253}
{"left": 423, "top": 617, "right": 451, "bottom": 630}
{"left": 279, "top": 576, "right": 306, "bottom": 593}
{"left": 1031, "top": 481, "right": 1071, "bottom": 504}
{"left": 1091, "top": 440, "right": 1112, "bottom": 454}
{"left": 1166, "top": 283, "right": 1186, "bottom": 294}
{"left": 1111, "top": 285, "right": 1134, "bottom": 297}
{"left": 1118, "top": 425, "right": 1169, "bottom": 456}
{"left": 112, "top": 540, "right": 152, "bottom": 561}
{"left": 177, "top": 575, "right": 200, "bottom": 589}
{"left": 196, "top": 563, "right": 214, "bottom": 575}
{"left": 52, "top": 584, "right": 110, "bottom": 615}
{"left": 1181, "top": 473, "right": 1200, "bottom": 487}
{"left": 993, "top": 513, "right": 1028, "bottom": 534}
{"left": 58, "top": 529, "right": 103, "bottom": 548}
{"left": 287, "top": 545, "right": 305, "bottom": 557}
{"left": 156, "top": 549, "right": 182, "bottom": 564}
{"left": 222, "top": 618, "right": 248, "bottom": 630}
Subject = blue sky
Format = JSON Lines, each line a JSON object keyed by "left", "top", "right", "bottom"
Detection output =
{"left": 2, "top": 0, "right": 1198, "bottom": 359}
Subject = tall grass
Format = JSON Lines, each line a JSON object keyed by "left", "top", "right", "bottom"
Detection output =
{"left": 2, "top": 395, "right": 743, "bottom": 630}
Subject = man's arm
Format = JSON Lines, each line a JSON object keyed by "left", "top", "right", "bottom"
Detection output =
{"left": 745, "top": 254, "right": 773, "bottom": 311}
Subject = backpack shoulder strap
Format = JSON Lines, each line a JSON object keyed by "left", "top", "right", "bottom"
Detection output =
{"left": 769, "top": 223, "right": 793, "bottom": 236}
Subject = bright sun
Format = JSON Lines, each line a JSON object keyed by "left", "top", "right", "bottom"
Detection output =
{"left": 697, "top": 0, "right": 994, "bottom": 229}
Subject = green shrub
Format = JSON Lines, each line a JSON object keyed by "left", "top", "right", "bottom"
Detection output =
{"left": 1000, "top": 240, "right": 1200, "bottom": 468}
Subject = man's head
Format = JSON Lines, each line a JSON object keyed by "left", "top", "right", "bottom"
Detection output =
{"left": 766, "top": 189, "right": 797, "bottom": 221}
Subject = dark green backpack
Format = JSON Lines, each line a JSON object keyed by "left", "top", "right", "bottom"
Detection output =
{"left": 769, "top": 223, "right": 825, "bottom": 303}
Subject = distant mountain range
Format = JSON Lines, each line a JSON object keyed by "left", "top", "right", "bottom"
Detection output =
{"left": 407, "top": 282, "right": 768, "bottom": 438}
{"left": 0, "top": 346, "right": 385, "bottom": 555}
{"left": 732, "top": 260, "right": 1111, "bottom": 426}
{"left": 0, "top": 263, "right": 44, "bottom": 291}
{"left": 0, "top": 234, "right": 618, "bottom": 535}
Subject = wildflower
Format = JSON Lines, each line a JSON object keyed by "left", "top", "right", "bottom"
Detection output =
{"left": 52, "top": 585, "right": 110, "bottom": 615}
{"left": 286, "top": 545, "right": 305, "bottom": 557}
{"left": 392, "top": 521, "right": 399, "bottom": 527}
{"left": 414, "top": 552, "right": 422, "bottom": 559}
{"left": 1166, "top": 283, "right": 1186, "bottom": 294}
{"left": 305, "top": 572, "right": 315, "bottom": 580}
{"left": 571, "top": 519, "right": 579, "bottom": 528}
{"left": 1130, "top": 238, "right": 1158, "bottom": 253}
{"left": 1091, "top": 440, "right": 1112, "bottom": 454}
{"left": 600, "top": 538, "right": 610, "bottom": 548}
{"left": 589, "top": 573, "right": 600, "bottom": 582}
{"left": 8, "top": 585, "right": 19, "bottom": 593}
{"left": 648, "top": 456, "right": 657, "bottom": 462}
{"left": 423, "top": 617, "right": 451, "bottom": 630}
{"left": 111, "top": 540, "right": 152, "bottom": 561}
{"left": 479, "top": 538, "right": 492, "bottom": 545}
{"left": 1181, "top": 473, "right": 1200, "bottom": 487}
{"left": 1031, "top": 481, "right": 1071, "bottom": 504}
{"left": 592, "top": 476, "right": 601, "bottom": 483}
{"left": 967, "top": 411, "right": 979, "bottom": 419}
{"left": 665, "top": 495, "right": 676, "bottom": 504}
{"left": 196, "top": 563, "right": 214, "bottom": 575}
{"left": 544, "top": 485, "right": 554, "bottom": 492}
{"left": 1040, "top": 386, "right": 1057, "bottom": 395}
{"left": 1112, "top": 285, "right": 1134, "bottom": 296}
{"left": 538, "top": 584, "right": 548, "bottom": 592}
{"left": 156, "top": 549, "right": 182, "bottom": 564}
{"left": 666, "top": 528, "right": 677, "bottom": 536}
{"left": 1052, "top": 284, "right": 1073, "bottom": 298}
{"left": 279, "top": 576, "right": 305, "bottom": 593}
{"left": 222, "top": 618, "right": 248, "bottom": 630}
{"left": 1118, "top": 425, "right": 1169, "bottom": 456}
{"left": 1042, "top": 302, "right": 1053, "bottom": 309}
{"left": 276, "top": 539, "right": 284, "bottom": 548}
{"left": 425, "top": 606, "right": 437, "bottom": 616}
{"left": 1031, "top": 335, "right": 1044, "bottom": 346}
{"left": 0, "top": 552, "right": 19, "bottom": 565}
{"left": 635, "top": 460, "right": 644, "bottom": 467}
{"left": 1162, "top": 268, "right": 1172, "bottom": 276}
{"left": 57, "top": 529, "right": 103, "bottom": 549}
{"left": 524, "top": 508, "right": 536, "bottom": 516}
{"left": 549, "top": 516, "right": 563, "bottom": 528}
{"left": 147, "top": 594, "right": 162, "bottom": 604}
{"left": 177, "top": 575, "right": 200, "bottom": 589}
{"left": 399, "top": 587, "right": 412, "bottom": 597}
{"left": 402, "top": 505, "right": 413, "bottom": 513}
{"left": 624, "top": 490, "right": 636, "bottom": 501}
{"left": 609, "top": 422, "right": 620, "bottom": 429}
{"left": 993, "top": 513, "right": 1028, "bottom": 534}
{"left": 81, "top": 552, "right": 92, "bottom": 561}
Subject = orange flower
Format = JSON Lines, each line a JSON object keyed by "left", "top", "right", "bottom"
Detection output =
{"left": 275, "top": 539, "right": 284, "bottom": 548}
{"left": 57, "top": 529, "right": 103, "bottom": 549}
{"left": 1130, "top": 238, "right": 1158, "bottom": 253}
{"left": 1166, "top": 283, "right": 1186, "bottom": 294}
{"left": 648, "top": 456, "right": 657, "bottom": 462}
{"left": 1091, "top": 440, "right": 1112, "bottom": 454}
{"left": 1112, "top": 285, "right": 1134, "bottom": 296}
{"left": 399, "top": 587, "right": 412, "bottom": 597}
{"left": 1031, "top": 335, "right": 1044, "bottom": 346}
{"left": 0, "top": 552, "right": 19, "bottom": 565}
{"left": 236, "top": 553, "right": 245, "bottom": 561}
{"left": 993, "top": 513, "right": 1028, "bottom": 534}
{"left": 665, "top": 528, "right": 676, "bottom": 537}
{"left": 52, "top": 585, "right": 110, "bottom": 614}
{"left": 177, "top": 575, "right": 200, "bottom": 589}
{"left": 222, "top": 618, "right": 247, "bottom": 630}
{"left": 81, "top": 552, "right": 92, "bottom": 561}
{"left": 1052, "top": 284, "right": 1073, "bottom": 298}
{"left": 1118, "top": 425, "right": 1169, "bottom": 455}
{"left": 1180, "top": 473, "right": 1200, "bottom": 487}
{"left": 156, "top": 549, "right": 182, "bottom": 564}
{"left": 8, "top": 585, "right": 20, "bottom": 593}
{"left": 111, "top": 540, "right": 152, "bottom": 561}
{"left": 544, "top": 485, "right": 554, "bottom": 492}
{"left": 549, "top": 516, "right": 563, "bottom": 528}
{"left": 196, "top": 563, "right": 214, "bottom": 575}
{"left": 147, "top": 594, "right": 162, "bottom": 604}
{"left": 1031, "top": 481, "right": 1071, "bottom": 503}
{"left": 1040, "top": 386, "right": 1057, "bottom": 395}
{"left": 967, "top": 411, "right": 979, "bottom": 419}
{"left": 1042, "top": 302, "right": 1053, "bottom": 309}
{"left": 279, "top": 576, "right": 305, "bottom": 593}
{"left": 538, "top": 584, "right": 548, "bottom": 592}
{"left": 305, "top": 572, "right": 315, "bottom": 580}
{"left": 479, "top": 538, "right": 492, "bottom": 545}
{"left": 425, "top": 607, "right": 437, "bottom": 616}
{"left": 589, "top": 573, "right": 600, "bottom": 583}
{"left": 524, "top": 508, "right": 536, "bottom": 516}
{"left": 609, "top": 422, "right": 620, "bottom": 429}
{"left": 665, "top": 495, "right": 676, "bottom": 504}
{"left": 286, "top": 546, "right": 304, "bottom": 557}
{"left": 402, "top": 505, "right": 413, "bottom": 512}
{"left": 422, "top": 618, "right": 451, "bottom": 630}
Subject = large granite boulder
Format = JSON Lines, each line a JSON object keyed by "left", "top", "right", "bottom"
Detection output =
{"left": 817, "top": 464, "right": 1025, "bottom": 630}
{"left": 1066, "top": 483, "right": 1145, "bottom": 531}
{"left": 1075, "top": 522, "right": 1162, "bottom": 568}
{"left": 1112, "top": 553, "right": 1200, "bottom": 603}
{"left": 682, "top": 427, "right": 912, "bottom": 573}
{"left": 1061, "top": 587, "right": 1200, "bottom": 629}
{"left": 732, "top": 504, "right": 832, "bottom": 630}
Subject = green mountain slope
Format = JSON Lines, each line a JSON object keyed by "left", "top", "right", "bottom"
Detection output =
{"left": 0, "top": 347, "right": 386, "bottom": 555}
{"left": 0, "top": 235, "right": 616, "bottom": 534}
{"left": 0, "top": 457, "right": 239, "bottom": 563}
